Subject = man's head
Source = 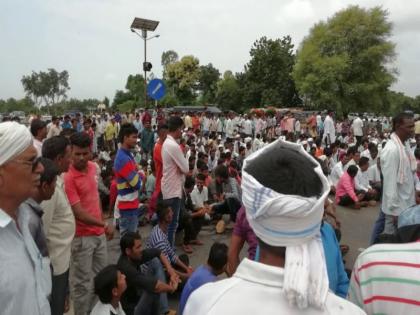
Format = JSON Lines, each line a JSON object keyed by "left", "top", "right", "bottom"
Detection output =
{"left": 358, "top": 156, "right": 370, "bottom": 172}
{"left": 32, "top": 158, "right": 59, "bottom": 202}
{"left": 94, "top": 265, "right": 126, "bottom": 305}
{"left": 0, "top": 122, "right": 44, "bottom": 211}
{"left": 120, "top": 231, "right": 142, "bottom": 260}
{"left": 83, "top": 119, "right": 91, "bottom": 131}
{"left": 393, "top": 112, "right": 414, "bottom": 142}
{"left": 118, "top": 123, "right": 138, "bottom": 149}
{"left": 214, "top": 164, "right": 229, "bottom": 184}
{"left": 195, "top": 173, "right": 206, "bottom": 191}
{"left": 52, "top": 116, "right": 59, "bottom": 126}
{"left": 42, "top": 136, "right": 71, "bottom": 173}
{"left": 168, "top": 116, "right": 184, "bottom": 140}
{"left": 69, "top": 132, "right": 91, "bottom": 171}
{"left": 347, "top": 164, "right": 359, "bottom": 178}
{"left": 30, "top": 119, "right": 47, "bottom": 140}
{"left": 157, "top": 124, "right": 168, "bottom": 142}
{"left": 368, "top": 142, "right": 378, "bottom": 159}
{"left": 184, "top": 175, "right": 195, "bottom": 194}
{"left": 157, "top": 202, "right": 173, "bottom": 224}
{"left": 207, "top": 242, "right": 228, "bottom": 275}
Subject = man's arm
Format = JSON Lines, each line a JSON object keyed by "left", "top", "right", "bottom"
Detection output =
{"left": 168, "top": 143, "right": 189, "bottom": 174}
{"left": 71, "top": 202, "right": 106, "bottom": 227}
{"left": 381, "top": 148, "right": 400, "bottom": 213}
{"left": 226, "top": 234, "right": 245, "bottom": 276}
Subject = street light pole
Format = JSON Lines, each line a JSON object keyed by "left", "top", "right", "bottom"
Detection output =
{"left": 143, "top": 29, "right": 147, "bottom": 108}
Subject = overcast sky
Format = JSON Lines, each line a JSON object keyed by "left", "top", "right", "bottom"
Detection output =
{"left": 1, "top": 0, "right": 419, "bottom": 102}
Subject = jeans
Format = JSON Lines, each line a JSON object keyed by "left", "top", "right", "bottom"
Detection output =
{"left": 370, "top": 209, "right": 385, "bottom": 245}
{"left": 119, "top": 210, "right": 139, "bottom": 236}
{"left": 51, "top": 269, "right": 69, "bottom": 315}
{"left": 212, "top": 197, "right": 241, "bottom": 222}
{"left": 134, "top": 258, "right": 169, "bottom": 315}
{"left": 164, "top": 198, "right": 181, "bottom": 247}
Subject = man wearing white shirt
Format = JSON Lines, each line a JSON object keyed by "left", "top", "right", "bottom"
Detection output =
{"left": 162, "top": 116, "right": 189, "bottom": 247}
{"left": 190, "top": 174, "right": 209, "bottom": 210}
{"left": 242, "top": 115, "right": 252, "bottom": 137}
{"left": 352, "top": 115, "right": 364, "bottom": 148}
{"left": 323, "top": 110, "right": 336, "bottom": 145}
{"left": 30, "top": 119, "right": 48, "bottom": 157}
{"left": 381, "top": 112, "right": 416, "bottom": 234}
{"left": 355, "top": 157, "right": 378, "bottom": 204}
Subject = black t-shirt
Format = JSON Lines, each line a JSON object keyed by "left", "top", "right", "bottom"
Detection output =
{"left": 117, "top": 248, "right": 162, "bottom": 312}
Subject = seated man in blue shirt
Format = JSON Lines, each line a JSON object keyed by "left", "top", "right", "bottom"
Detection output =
{"left": 178, "top": 242, "right": 228, "bottom": 315}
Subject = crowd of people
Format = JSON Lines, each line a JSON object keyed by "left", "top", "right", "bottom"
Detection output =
{"left": 1, "top": 107, "right": 420, "bottom": 315}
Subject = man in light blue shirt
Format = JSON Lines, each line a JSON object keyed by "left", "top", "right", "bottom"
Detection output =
{"left": 0, "top": 121, "right": 48, "bottom": 315}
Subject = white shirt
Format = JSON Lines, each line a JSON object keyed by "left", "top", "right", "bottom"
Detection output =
{"left": 355, "top": 167, "right": 371, "bottom": 192}
{"left": 90, "top": 301, "right": 125, "bottom": 315}
{"left": 323, "top": 115, "right": 336, "bottom": 143}
{"left": 352, "top": 117, "right": 364, "bottom": 137}
{"left": 162, "top": 135, "right": 189, "bottom": 199}
{"left": 34, "top": 138, "right": 43, "bottom": 157}
{"left": 243, "top": 119, "right": 252, "bottom": 136}
{"left": 329, "top": 161, "right": 345, "bottom": 187}
{"left": 184, "top": 258, "right": 365, "bottom": 315}
{"left": 190, "top": 185, "right": 208, "bottom": 209}
{"left": 225, "top": 119, "right": 234, "bottom": 138}
{"left": 381, "top": 136, "right": 416, "bottom": 215}
{"left": 368, "top": 164, "right": 381, "bottom": 183}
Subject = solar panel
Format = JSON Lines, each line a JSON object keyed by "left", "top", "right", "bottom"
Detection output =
{"left": 130, "top": 18, "right": 159, "bottom": 31}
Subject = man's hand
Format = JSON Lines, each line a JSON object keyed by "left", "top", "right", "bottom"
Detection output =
{"left": 105, "top": 224, "right": 114, "bottom": 240}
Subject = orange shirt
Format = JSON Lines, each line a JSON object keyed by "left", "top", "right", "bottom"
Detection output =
{"left": 153, "top": 142, "right": 163, "bottom": 192}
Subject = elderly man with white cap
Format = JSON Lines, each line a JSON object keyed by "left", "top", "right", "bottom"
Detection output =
{"left": 184, "top": 139, "right": 365, "bottom": 315}
{"left": 0, "top": 121, "right": 49, "bottom": 315}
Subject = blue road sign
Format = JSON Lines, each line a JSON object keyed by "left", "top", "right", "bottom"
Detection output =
{"left": 147, "top": 79, "right": 166, "bottom": 101}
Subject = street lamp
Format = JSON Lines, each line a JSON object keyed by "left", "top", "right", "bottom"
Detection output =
{"left": 130, "top": 17, "right": 160, "bottom": 107}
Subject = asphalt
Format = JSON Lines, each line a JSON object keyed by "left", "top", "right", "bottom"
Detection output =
{"left": 66, "top": 203, "right": 380, "bottom": 314}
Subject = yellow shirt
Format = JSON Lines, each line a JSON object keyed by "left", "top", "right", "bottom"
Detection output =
{"left": 104, "top": 122, "right": 117, "bottom": 141}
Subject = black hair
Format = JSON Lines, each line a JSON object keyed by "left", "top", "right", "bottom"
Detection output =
{"left": 359, "top": 156, "right": 370, "bottom": 167}
{"left": 30, "top": 119, "right": 47, "bottom": 137}
{"left": 324, "top": 147, "right": 332, "bottom": 157}
{"left": 257, "top": 237, "right": 286, "bottom": 257}
{"left": 168, "top": 116, "right": 184, "bottom": 132}
{"left": 196, "top": 159, "right": 207, "bottom": 171}
{"left": 70, "top": 132, "right": 91, "bottom": 148}
{"left": 120, "top": 232, "right": 141, "bottom": 255}
{"left": 368, "top": 142, "right": 378, "bottom": 152}
{"left": 415, "top": 147, "right": 420, "bottom": 160}
{"left": 207, "top": 242, "right": 228, "bottom": 271}
{"left": 60, "top": 128, "right": 77, "bottom": 138}
{"left": 347, "top": 165, "right": 359, "bottom": 177}
{"left": 244, "top": 146, "right": 323, "bottom": 197}
{"left": 39, "top": 158, "right": 59, "bottom": 185}
{"left": 196, "top": 173, "right": 206, "bottom": 181}
{"left": 184, "top": 175, "right": 195, "bottom": 189}
{"left": 392, "top": 112, "right": 413, "bottom": 132}
{"left": 157, "top": 124, "right": 168, "bottom": 132}
{"left": 118, "top": 123, "right": 138, "bottom": 143}
{"left": 214, "top": 164, "right": 229, "bottom": 180}
{"left": 157, "top": 202, "right": 171, "bottom": 222}
{"left": 346, "top": 146, "right": 357, "bottom": 156}
{"left": 42, "top": 136, "right": 70, "bottom": 160}
{"left": 94, "top": 265, "right": 119, "bottom": 304}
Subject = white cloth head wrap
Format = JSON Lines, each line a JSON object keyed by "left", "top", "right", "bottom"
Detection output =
{"left": 242, "top": 139, "right": 330, "bottom": 310}
{"left": 0, "top": 121, "right": 33, "bottom": 166}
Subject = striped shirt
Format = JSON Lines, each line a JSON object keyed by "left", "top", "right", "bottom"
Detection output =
{"left": 114, "top": 148, "right": 141, "bottom": 211}
{"left": 348, "top": 241, "right": 420, "bottom": 315}
{"left": 146, "top": 225, "right": 177, "bottom": 265}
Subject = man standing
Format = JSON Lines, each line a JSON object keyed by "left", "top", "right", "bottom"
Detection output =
{"left": 184, "top": 139, "right": 364, "bottom": 315}
{"left": 381, "top": 112, "right": 416, "bottom": 234}
{"left": 64, "top": 132, "right": 113, "bottom": 315}
{"left": 352, "top": 115, "right": 364, "bottom": 148}
{"left": 0, "top": 121, "right": 47, "bottom": 315}
{"left": 31, "top": 118, "right": 48, "bottom": 157}
{"left": 104, "top": 117, "right": 118, "bottom": 152}
{"left": 41, "top": 136, "right": 76, "bottom": 315}
{"left": 140, "top": 121, "right": 155, "bottom": 161}
{"left": 323, "top": 110, "right": 336, "bottom": 145}
{"left": 114, "top": 124, "right": 142, "bottom": 235}
{"left": 48, "top": 116, "right": 62, "bottom": 139}
{"left": 161, "top": 116, "right": 189, "bottom": 247}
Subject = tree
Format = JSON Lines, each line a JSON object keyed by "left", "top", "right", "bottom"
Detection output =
{"left": 112, "top": 74, "right": 146, "bottom": 109}
{"left": 21, "top": 68, "right": 70, "bottom": 108}
{"left": 0, "top": 97, "right": 35, "bottom": 114}
{"left": 242, "top": 36, "right": 300, "bottom": 108}
{"left": 215, "top": 71, "right": 243, "bottom": 111}
{"left": 161, "top": 50, "right": 179, "bottom": 69}
{"left": 293, "top": 6, "right": 396, "bottom": 114}
{"left": 197, "top": 63, "right": 220, "bottom": 104}
{"left": 164, "top": 55, "right": 200, "bottom": 104}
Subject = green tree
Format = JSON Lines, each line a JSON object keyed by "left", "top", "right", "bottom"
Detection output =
{"left": 21, "top": 68, "right": 70, "bottom": 108}
{"left": 161, "top": 50, "right": 179, "bottom": 69}
{"left": 112, "top": 74, "right": 146, "bottom": 109}
{"left": 197, "top": 63, "right": 220, "bottom": 104}
{"left": 243, "top": 36, "right": 300, "bottom": 108}
{"left": 164, "top": 55, "right": 200, "bottom": 104}
{"left": 293, "top": 6, "right": 396, "bottom": 114}
{"left": 0, "top": 97, "right": 35, "bottom": 114}
{"left": 215, "top": 71, "right": 243, "bottom": 111}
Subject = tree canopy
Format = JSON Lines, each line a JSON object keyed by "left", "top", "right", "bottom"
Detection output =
{"left": 293, "top": 6, "right": 396, "bottom": 115}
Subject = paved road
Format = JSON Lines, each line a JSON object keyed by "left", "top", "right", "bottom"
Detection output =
{"left": 66, "top": 204, "right": 379, "bottom": 314}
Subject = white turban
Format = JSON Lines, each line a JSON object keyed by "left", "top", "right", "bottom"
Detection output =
{"left": 242, "top": 139, "right": 330, "bottom": 310}
{"left": 0, "top": 121, "right": 33, "bottom": 166}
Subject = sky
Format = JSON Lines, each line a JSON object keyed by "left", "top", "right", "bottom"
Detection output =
{"left": 1, "top": 0, "right": 419, "bottom": 102}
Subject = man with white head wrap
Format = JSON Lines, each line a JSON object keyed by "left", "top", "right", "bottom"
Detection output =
{"left": 184, "top": 139, "right": 365, "bottom": 315}
{"left": 0, "top": 121, "right": 49, "bottom": 315}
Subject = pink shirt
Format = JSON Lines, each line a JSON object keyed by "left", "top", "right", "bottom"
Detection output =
{"left": 335, "top": 172, "right": 358, "bottom": 204}
{"left": 64, "top": 161, "right": 104, "bottom": 237}
{"left": 161, "top": 135, "right": 189, "bottom": 199}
